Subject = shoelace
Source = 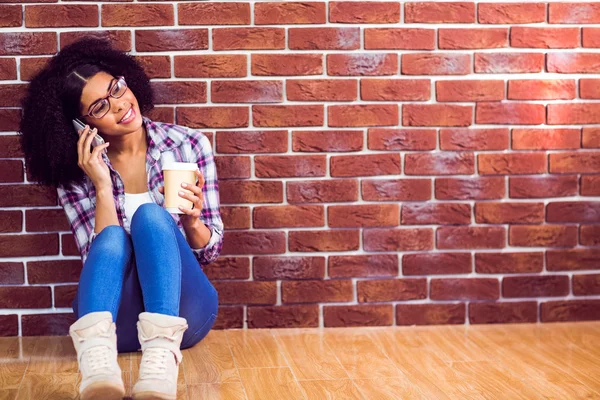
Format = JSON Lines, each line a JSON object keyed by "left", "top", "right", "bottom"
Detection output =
{"left": 84, "top": 346, "right": 112, "bottom": 372}
{"left": 140, "top": 347, "right": 171, "bottom": 375}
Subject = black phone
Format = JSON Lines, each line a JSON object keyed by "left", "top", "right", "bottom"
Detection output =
{"left": 72, "top": 118, "right": 104, "bottom": 148}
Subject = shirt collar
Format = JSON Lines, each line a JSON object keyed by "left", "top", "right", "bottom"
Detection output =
{"left": 143, "top": 116, "right": 182, "bottom": 160}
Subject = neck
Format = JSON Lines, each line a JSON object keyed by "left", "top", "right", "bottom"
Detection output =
{"left": 106, "top": 123, "right": 148, "bottom": 158}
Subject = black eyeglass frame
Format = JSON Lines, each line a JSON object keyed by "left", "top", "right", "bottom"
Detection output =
{"left": 78, "top": 76, "right": 127, "bottom": 120}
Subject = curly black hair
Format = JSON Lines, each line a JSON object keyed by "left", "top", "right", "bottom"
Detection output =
{"left": 19, "top": 37, "right": 154, "bottom": 189}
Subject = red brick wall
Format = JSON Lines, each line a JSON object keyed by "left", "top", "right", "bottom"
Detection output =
{"left": 1, "top": 1, "right": 600, "bottom": 336}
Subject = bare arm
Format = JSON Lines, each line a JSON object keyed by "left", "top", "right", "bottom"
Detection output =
{"left": 94, "top": 186, "right": 119, "bottom": 234}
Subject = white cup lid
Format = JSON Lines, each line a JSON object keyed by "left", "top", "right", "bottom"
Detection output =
{"left": 163, "top": 162, "right": 198, "bottom": 171}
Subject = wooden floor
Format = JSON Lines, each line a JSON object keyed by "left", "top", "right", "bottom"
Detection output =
{"left": 0, "top": 322, "right": 599, "bottom": 399}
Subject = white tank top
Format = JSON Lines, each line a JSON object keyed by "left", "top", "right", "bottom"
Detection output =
{"left": 124, "top": 192, "right": 154, "bottom": 232}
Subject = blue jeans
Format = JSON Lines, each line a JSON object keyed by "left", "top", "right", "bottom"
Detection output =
{"left": 72, "top": 203, "right": 219, "bottom": 353}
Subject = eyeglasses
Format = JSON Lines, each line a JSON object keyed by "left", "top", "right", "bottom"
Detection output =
{"left": 80, "top": 76, "right": 128, "bottom": 119}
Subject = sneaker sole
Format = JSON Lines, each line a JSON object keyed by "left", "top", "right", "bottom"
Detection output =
{"left": 81, "top": 381, "right": 125, "bottom": 400}
{"left": 133, "top": 391, "right": 177, "bottom": 400}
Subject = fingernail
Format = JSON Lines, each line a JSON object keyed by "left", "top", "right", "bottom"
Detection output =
{"left": 181, "top": 183, "right": 187, "bottom": 188}
{"left": 178, "top": 191, "right": 184, "bottom": 196}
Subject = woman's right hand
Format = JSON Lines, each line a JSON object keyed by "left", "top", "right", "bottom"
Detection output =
{"left": 77, "top": 124, "right": 111, "bottom": 190}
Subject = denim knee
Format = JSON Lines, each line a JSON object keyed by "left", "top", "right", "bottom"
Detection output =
{"left": 92, "top": 225, "right": 130, "bottom": 256}
{"left": 131, "top": 203, "right": 172, "bottom": 231}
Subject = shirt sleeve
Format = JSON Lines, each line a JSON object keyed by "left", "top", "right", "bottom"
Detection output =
{"left": 57, "top": 181, "right": 98, "bottom": 264}
{"left": 189, "top": 132, "right": 224, "bottom": 265}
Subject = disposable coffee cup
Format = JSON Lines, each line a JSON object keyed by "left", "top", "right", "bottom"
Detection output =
{"left": 163, "top": 162, "right": 198, "bottom": 214}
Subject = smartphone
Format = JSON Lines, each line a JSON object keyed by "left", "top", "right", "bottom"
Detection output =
{"left": 73, "top": 118, "right": 105, "bottom": 149}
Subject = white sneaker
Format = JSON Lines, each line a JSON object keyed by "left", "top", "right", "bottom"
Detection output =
{"left": 132, "top": 312, "right": 188, "bottom": 400}
{"left": 68, "top": 311, "right": 125, "bottom": 400}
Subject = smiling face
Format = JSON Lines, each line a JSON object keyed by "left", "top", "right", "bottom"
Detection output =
{"left": 78, "top": 71, "right": 143, "bottom": 136}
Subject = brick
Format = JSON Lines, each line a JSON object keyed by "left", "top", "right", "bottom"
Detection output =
{"left": 437, "top": 80, "right": 504, "bottom": 102}
{"left": 135, "top": 29, "right": 207, "bottom": 52}
{"left": 324, "top": 305, "right": 393, "bottom": 327}
{"left": 329, "top": 204, "right": 399, "bottom": 228}
{"left": 0, "top": 84, "right": 26, "bottom": 107}
{"left": 405, "top": 2, "right": 475, "bottom": 23}
{"left": 134, "top": 56, "right": 170, "bottom": 78}
{"left": 54, "top": 285, "right": 77, "bottom": 308}
{"left": 479, "top": 3, "right": 545, "bottom": 24}
{"left": 25, "top": 209, "right": 69, "bottom": 232}
{"left": 287, "top": 180, "right": 358, "bottom": 203}
{"left": 146, "top": 107, "right": 174, "bottom": 124}
{"left": 331, "top": 154, "right": 401, "bottom": 177}
{"left": 248, "top": 305, "right": 319, "bottom": 329}
{"left": 0, "top": 315, "right": 18, "bottom": 337}
{"left": 548, "top": 53, "right": 600, "bottom": 74}
{"left": 255, "top": 155, "right": 326, "bottom": 178}
{"left": 0, "top": 58, "right": 16, "bottom": 80}
{"left": 475, "top": 53, "right": 544, "bottom": 73}
{"left": 437, "top": 226, "right": 506, "bottom": 249}
{"left": 0, "top": 263, "right": 24, "bottom": 285}
{"left": 0, "top": 287, "right": 51, "bottom": 308}
{"left": 219, "top": 180, "right": 282, "bottom": 204}
{"left": 329, "top": 104, "right": 399, "bottom": 127}
{"left": 0, "top": 32, "right": 56, "bottom": 56}
{"left": 402, "top": 53, "right": 470, "bottom": 75}
{"left": 215, "top": 156, "right": 250, "bottom": 179}
{"left": 327, "top": 53, "right": 398, "bottom": 76}
{"left": 60, "top": 30, "right": 131, "bottom": 52}
{"left": 364, "top": 28, "right": 435, "bottom": 50}
{"left": 397, "top": 304, "right": 466, "bottom": 326}
{"left": 440, "top": 128, "right": 508, "bottom": 150}
{"left": 330, "top": 1, "right": 400, "bottom": 23}
{"left": 0, "top": 5, "right": 21, "bottom": 27}
{"left": 178, "top": 2, "right": 250, "bottom": 25}
{"left": 362, "top": 79, "right": 430, "bottom": 101}
{"left": 221, "top": 207, "right": 250, "bottom": 230}
{"left": 510, "top": 176, "right": 578, "bottom": 200}
{"left": 549, "top": 3, "right": 600, "bottom": 23}
{"left": 0, "top": 108, "right": 20, "bottom": 133}
{"left": 213, "top": 28, "right": 285, "bottom": 50}
{"left": 581, "top": 80, "right": 600, "bottom": 100}
{"left": 573, "top": 274, "right": 600, "bottom": 296}
{"left": 363, "top": 178, "right": 431, "bottom": 201}
{"left": 289, "top": 27, "right": 359, "bottom": 50}
{"left": 213, "top": 281, "right": 277, "bottom": 305}
{"left": 25, "top": 5, "right": 97, "bottom": 28}
{"left": 254, "top": 256, "right": 325, "bottom": 280}
{"left": 547, "top": 249, "right": 600, "bottom": 271}
{"left": 61, "top": 234, "right": 79, "bottom": 257}
{"left": 476, "top": 103, "right": 545, "bottom": 125}
{"left": 102, "top": 4, "right": 173, "bottom": 27}
{"left": 283, "top": 280, "right": 353, "bottom": 303}
{"left": 292, "top": 130, "right": 363, "bottom": 152}
{"left": 503, "top": 276, "right": 569, "bottom": 298}
{"left": 405, "top": 153, "right": 475, "bottom": 175}
{"left": 252, "top": 105, "right": 323, "bottom": 127}
{"left": 475, "top": 202, "right": 544, "bottom": 224}
{"left": 479, "top": 153, "right": 546, "bottom": 175}
{"left": 0, "top": 234, "right": 58, "bottom": 257}
{"left": 510, "top": 225, "right": 578, "bottom": 247}
{"left": 212, "top": 80, "right": 282, "bottom": 103}
{"left": 582, "top": 176, "right": 600, "bottom": 196}
{"left": 289, "top": 230, "right": 359, "bottom": 252}
{"left": 202, "top": 257, "right": 249, "bottom": 280}
{"left": 288, "top": 79, "right": 357, "bottom": 101}
{"left": 221, "top": 231, "right": 285, "bottom": 255}
{"left": 358, "top": 279, "right": 426, "bottom": 302}
{"left": 508, "top": 80, "right": 576, "bottom": 100}
{"left": 511, "top": 27, "right": 580, "bottom": 49}
{"left": 550, "top": 152, "right": 600, "bottom": 173}
{"left": 27, "top": 260, "right": 82, "bottom": 284}
{"left": 512, "top": 128, "right": 580, "bottom": 150}
{"left": 329, "top": 254, "right": 398, "bottom": 278}
{"left": 22, "top": 313, "right": 76, "bottom": 336}
{"left": 548, "top": 103, "right": 600, "bottom": 125}
{"left": 253, "top": 205, "right": 324, "bottom": 228}
{"left": 547, "top": 202, "right": 600, "bottom": 223}
{"left": 476, "top": 252, "right": 543, "bottom": 274}
{"left": 439, "top": 28, "right": 508, "bottom": 50}
{"left": 581, "top": 225, "right": 600, "bottom": 246}
{"left": 431, "top": 278, "right": 499, "bottom": 301}
{"left": 152, "top": 81, "right": 206, "bottom": 104}
{"left": 403, "top": 253, "right": 471, "bottom": 275}
{"left": 175, "top": 55, "right": 246, "bottom": 78}
{"left": 469, "top": 302, "right": 537, "bottom": 324}
{"left": 403, "top": 104, "right": 472, "bottom": 127}
{"left": 177, "top": 106, "right": 248, "bottom": 129}
{"left": 217, "top": 130, "right": 286, "bottom": 154}
{"left": 541, "top": 300, "right": 600, "bottom": 323}
{"left": 252, "top": 54, "right": 322, "bottom": 76}
{"left": 583, "top": 28, "right": 600, "bottom": 48}
{"left": 255, "top": 2, "right": 326, "bottom": 25}
{"left": 402, "top": 203, "right": 471, "bottom": 225}
{"left": 363, "top": 228, "right": 434, "bottom": 252}
{"left": 0, "top": 160, "right": 23, "bottom": 183}
{"left": 213, "top": 306, "right": 243, "bottom": 330}
{"left": 436, "top": 177, "right": 505, "bottom": 200}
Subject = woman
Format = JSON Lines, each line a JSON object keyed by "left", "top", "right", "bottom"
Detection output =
{"left": 19, "top": 38, "right": 223, "bottom": 400}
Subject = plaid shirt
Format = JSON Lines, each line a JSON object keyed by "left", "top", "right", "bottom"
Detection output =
{"left": 57, "top": 116, "right": 224, "bottom": 265}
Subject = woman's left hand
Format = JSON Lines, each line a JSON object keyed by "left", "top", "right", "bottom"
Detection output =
{"left": 158, "top": 169, "right": 205, "bottom": 228}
